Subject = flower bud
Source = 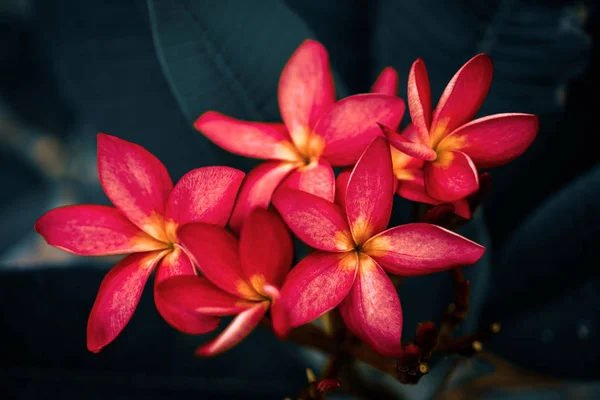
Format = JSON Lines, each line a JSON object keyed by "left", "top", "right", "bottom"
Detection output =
{"left": 317, "top": 379, "right": 341, "bottom": 393}
{"left": 397, "top": 344, "right": 422, "bottom": 373}
{"left": 415, "top": 321, "right": 438, "bottom": 358}
{"left": 423, "top": 203, "right": 455, "bottom": 225}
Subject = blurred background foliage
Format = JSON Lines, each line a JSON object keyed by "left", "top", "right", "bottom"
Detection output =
{"left": 0, "top": 0, "right": 597, "bottom": 399}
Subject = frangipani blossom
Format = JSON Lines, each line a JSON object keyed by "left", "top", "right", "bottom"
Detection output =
{"left": 371, "top": 68, "right": 471, "bottom": 218}
{"left": 35, "top": 134, "right": 244, "bottom": 352}
{"left": 272, "top": 137, "right": 485, "bottom": 357}
{"left": 195, "top": 39, "right": 405, "bottom": 232}
{"left": 381, "top": 54, "right": 538, "bottom": 202}
{"left": 157, "top": 208, "right": 293, "bottom": 356}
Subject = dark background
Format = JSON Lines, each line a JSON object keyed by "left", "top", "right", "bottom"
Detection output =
{"left": 0, "top": 0, "right": 598, "bottom": 398}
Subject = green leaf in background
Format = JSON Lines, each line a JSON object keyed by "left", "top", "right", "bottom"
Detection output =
{"left": 484, "top": 165, "right": 600, "bottom": 379}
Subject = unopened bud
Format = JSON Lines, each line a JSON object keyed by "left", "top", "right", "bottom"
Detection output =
{"left": 424, "top": 203, "right": 455, "bottom": 225}
{"left": 397, "top": 344, "right": 422, "bottom": 373}
{"left": 317, "top": 379, "right": 341, "bottom": 393}
{"left": 415, "top": 321, "right": 438, "bottom": 358}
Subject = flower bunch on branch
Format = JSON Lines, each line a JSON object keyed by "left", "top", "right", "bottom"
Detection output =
{"left": 35, "top": 39, "right": 537, "bottom": 398}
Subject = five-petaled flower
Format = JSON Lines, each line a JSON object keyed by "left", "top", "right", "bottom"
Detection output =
{"left": 272, "top": 137, "right": 485, "bottom": 356}
{"left": 370, "top": 69, "right": 472, "bottom": 218}
{"left": 195, "top": 39, "right": 405, "bottom": 233}
{"left": 157, "top": 208, "right": 293, "bottom": 356}
{"left": 380, "top": 54, "right": 538, "bottom": 203}
{"left": 35, "top": 134, "right": 245, "bottom": 352}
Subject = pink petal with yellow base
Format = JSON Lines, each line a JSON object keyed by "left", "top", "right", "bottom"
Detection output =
{"left": 438, "top": 113, "right": 538, "bottom": 168}
{"left": 371, "top": 67, "right": 399, "bottom": 96}
{"left": 396, "top": 174, "right": 472, "bottom": 219}
{"left": 157, "top": 275, "right": 255, "bottom": 316}
{"left": 35, "top": 205, "right": 168, "bottom": 256}
{"left": 272, "top": 188, "right": 353, "bottom": 252}
{"left": 239, "top": 208, "right": 293, "bottom": 288}
{"left": 334, "top": 169, "right": 351, "bottom": 211}
{"left": 87, "top": 250, "right": 167, "bottom": 353}
{"left": 407, "top": 58, "right": 432, "bottom": 144}
{"left": 154, "top": 248, "right": 220, "bottom": 334}
{"left": 362, "top": 223, "right": 485, "bottom": 275}
{"left": 194, "top": 111, "right": 298, "bottom": 161}
{"left": 97, "top": 134, "right": 173, "bottom": 242}
{"left": 315, "top": 94, "right": 405, "bottom": 166}
{"left": 424, "top": 151, "right": 479, "bottom": 202}
{"left": 345, "top": 137, "right": 394, "bottom": 245}
{"left": 228, "top": 161, "right": 295, "bottom": 234}
{"left": 196, "top": 301, "right": 269, "bottom": 357}
{"left": 278, "top": 251, "right": 358, "bottom": 327}
{"left": 391, "top": 149, "right": 423, "bottom": 177}
{"left": 278, "top": 39, "right": 335, "bottom": 148}
{"left": 430, "top": 54, "right": 493, "bottom": 146}
{"left": 339, "top": 255, "right": 402, "bottom": 357}
{"left": 278, "top": 158, "right": 335, "bottom": 202}
{"left": 165, "top": 166, "right": 244, "bottom": 234}
{"left": 381, "top": 124, "right": 437, "bottom": 161}
{"left": 177, "top": 223, "right": 256, "bottom": 299}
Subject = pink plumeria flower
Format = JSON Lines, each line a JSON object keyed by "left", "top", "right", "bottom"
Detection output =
{"left": 371, "top": 67, "right": 471, "bottom": 218}
{"left": 272, "top": 137, "right": 485, "bottom": 357}
{"left": 35, "top": 134, "right": 244, "bottom": 352}
{"left": 156, "top": 208, "right": 293, "bottom": 356}
{"left": 381, "top": 54, "right": 538, "bottom": 202}
{"left": 194, "top": 39, "right": 405, "bottom": 233}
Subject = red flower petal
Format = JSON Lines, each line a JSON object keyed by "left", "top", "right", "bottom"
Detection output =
{"left": 430, "top": 54, "right": 493, "bottom": 146}
{"left": 345, "top": 137, "right": 394, "bottom": 245}
{"left": 97, "top": 134, "right": 173, "bottom": 242}
{"left": 438, "top": 113, "right": 538, "bottom": 168}
{"left": 278, "top": 39, "right": 335, "bottom": 148}
{"left": 278, "top": 158, "right": 335, "bottom": 202}
{"left": 424, "top": 151, "right": 479, "bottom": 202}
{"left": 177, "top": 223, "right": 259, "bottom": 300}
{"left": 154, "top": 248, "right": 220, "bottom": 334}
{"left": 270, "top": 288, "right": 290, "bottom": 339}
{"left": 407, "top": 58, "right": 432, "bottom": 144}
{"left": 362, "top": 223, "right": 485, "bottom": 275}
{"left": 165, "top": 166, "right": 244, "bottom": 234}
{"left": 334, "top": 169, "right": 352, "bottom": 211}
{"left": 157, "top": 275, "right": 255, "bottom": 316}
{"left": 371, "top": 67, "right": 399, "bottom": 96}
{"left": 278, "top": 251, "right": 358, "bottom": 327}
{"left": 35, "top": 205, "right": 168, "bottom": 255}
{"left": 228, "top": 161, "right": 295, "bottom": 234}
{"left": 390, "top": 125, "right": 425, "bottom": 172}
{"left": 196, "top": 301, "right": 269, "bottom": 357}
{"left": 239, "top": 208, "right": 293, "bottom": 288}
{"left": 396, "top": 173, "right": 472, "bottom": 219}
{"left": 339, "top": 255, "right": 402, "bottom": 357}
{"left": 87, "top": 251, "right": 166, "bottom": 353}
{"left": 315, "top": 94, "right": 405, "bottom": 166}
{"left": 381, "top": 124, "right": 437, "bottom": 161}
{"left": 272, "top": 188, "right": 354, "bottom": 252}
{"left": 194, "top": 111, "right": 298, "bottom": 161}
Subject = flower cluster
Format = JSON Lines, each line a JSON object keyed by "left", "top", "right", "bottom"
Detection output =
{"left": 35, "top": 40, "right": 537, "bottom": 360}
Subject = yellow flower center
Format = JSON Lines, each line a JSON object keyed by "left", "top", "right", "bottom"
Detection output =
{"left": 289, "top": 126, "right": 326, "bottom": 166}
